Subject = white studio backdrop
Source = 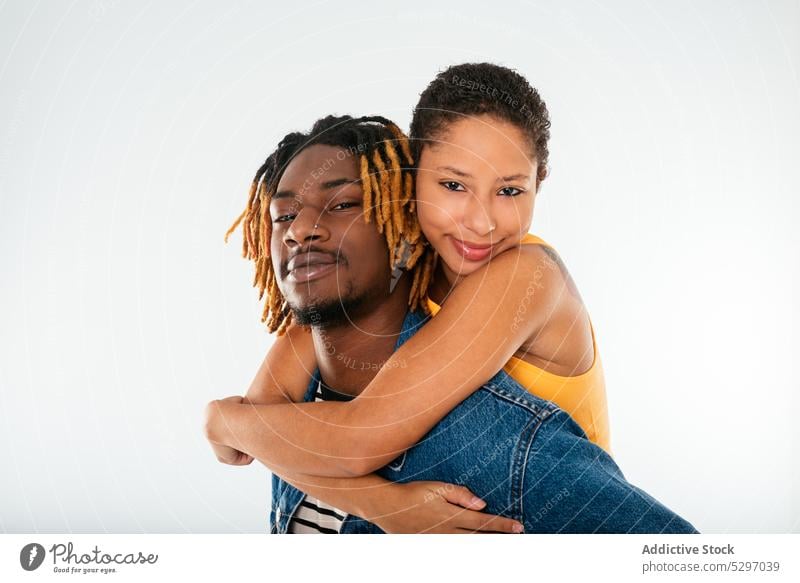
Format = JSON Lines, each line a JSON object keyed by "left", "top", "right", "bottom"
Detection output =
{"left": 0, "top": 0, "right": 798, "bottom": 533}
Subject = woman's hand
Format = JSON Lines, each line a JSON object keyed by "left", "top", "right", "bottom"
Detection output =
{"left": 209, "top": 441, "right": 254, "bottom": 465}
{"left": 371, "top": 481, "right": 525, "bottom": 534}
{"left": 204, "top": 396, "right": 254, "bottom": 466}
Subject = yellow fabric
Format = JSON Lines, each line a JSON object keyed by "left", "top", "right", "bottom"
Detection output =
{"left": 426, "top": 233, "right": 612, "bottom": 455}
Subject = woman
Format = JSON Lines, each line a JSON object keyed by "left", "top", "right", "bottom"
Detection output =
{"left": 209, "top": 63, "right": 610, "bottom": 533}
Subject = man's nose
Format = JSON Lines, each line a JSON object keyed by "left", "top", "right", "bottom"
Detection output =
{"left": 284, "top": 207, "right": 329, "bottom": 246}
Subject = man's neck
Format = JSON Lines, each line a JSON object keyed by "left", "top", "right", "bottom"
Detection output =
{"left": 311, "top": 276, "right": 411, "bottom": 397}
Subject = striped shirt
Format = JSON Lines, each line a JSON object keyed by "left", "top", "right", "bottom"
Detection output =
{"left": 287, "top": 379, "right": 354, "bottom": 534}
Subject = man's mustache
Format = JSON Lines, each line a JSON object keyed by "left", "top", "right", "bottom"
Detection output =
{"left": 280, "top": 246, "right": 348, "bottom": 279}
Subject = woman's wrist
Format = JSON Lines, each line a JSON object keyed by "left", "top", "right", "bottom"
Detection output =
{"left": 356, "top": 479, "right": 402, "bottom": 523}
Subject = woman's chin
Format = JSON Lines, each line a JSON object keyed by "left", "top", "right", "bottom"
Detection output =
{"left": 442, "top": 256, "right": 486, "bottom": 279}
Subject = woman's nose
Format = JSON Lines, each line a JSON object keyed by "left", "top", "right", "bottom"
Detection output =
{"left": 462, "top": 193, "right": 497, "bottom": 238}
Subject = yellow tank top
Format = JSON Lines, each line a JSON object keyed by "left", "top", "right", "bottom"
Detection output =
{"left": 426, "top": 233, "right": 612, "bottom": 456}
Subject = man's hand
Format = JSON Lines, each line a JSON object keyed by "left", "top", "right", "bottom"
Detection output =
{"left": 204, "top": 396, "right": 254, "bottom": 466}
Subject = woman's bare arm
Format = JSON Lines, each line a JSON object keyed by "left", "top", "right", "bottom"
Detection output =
{"left": 206, "top": 244, "right": 565, "bottom": 477}
{"left": 206, "top": 321, "right": 399, "bottom": 518}
{"left": 206, "top": 323, "right": 522, "bottom": 532}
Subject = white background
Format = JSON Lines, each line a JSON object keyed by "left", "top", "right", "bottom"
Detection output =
{"left": 0, "top": 0, "right": 797, "bottom": 533}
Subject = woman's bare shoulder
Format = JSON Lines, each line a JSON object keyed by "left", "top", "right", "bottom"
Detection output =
{"left": 504, "top": 244, "right": 594, "bottom": 374}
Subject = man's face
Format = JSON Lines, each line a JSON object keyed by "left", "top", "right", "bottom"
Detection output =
{"left": 269, "top": 144, "right": 393, "bottom": 327}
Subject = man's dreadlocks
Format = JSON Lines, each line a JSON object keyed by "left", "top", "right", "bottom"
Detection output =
{"left": 225, "top": 115, "right": 436, "bottom": 336}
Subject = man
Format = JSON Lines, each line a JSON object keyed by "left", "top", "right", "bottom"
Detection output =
{"left": 205, "top": 114, "right": 697, "bottom": 534}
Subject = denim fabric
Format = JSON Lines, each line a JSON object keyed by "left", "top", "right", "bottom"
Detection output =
{"left": 270, "top": 309, "right": 697, "bottom": 534}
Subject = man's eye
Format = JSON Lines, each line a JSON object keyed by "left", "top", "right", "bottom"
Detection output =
{"left": 330, "top": 201, "right": 360, "bottom": 211}
{"left": 498, "top": 186, "right": 524, "bottom": 197}
{"left": 440, "top": 181, "right": 466, "bottom": 192}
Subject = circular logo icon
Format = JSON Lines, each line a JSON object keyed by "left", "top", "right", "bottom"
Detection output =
{"left": 20, "top": 543, "right": 46, "bottom": 571}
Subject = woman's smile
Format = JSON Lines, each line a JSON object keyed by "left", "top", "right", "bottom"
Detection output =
{"left": 447, "top": 235, "right": 500, "bottom": 262}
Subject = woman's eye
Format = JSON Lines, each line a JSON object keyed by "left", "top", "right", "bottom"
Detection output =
{"left": 330, "top": 201, "right": 360, "bottom": 211}
{"left": 440, "top": 181, "right": 466, "bottom": 192}
{"left": 273, "top": 214, "right": 295, "bottom": 223}
{"left": 498, "top": 186, "right": 524, "bottom": 197}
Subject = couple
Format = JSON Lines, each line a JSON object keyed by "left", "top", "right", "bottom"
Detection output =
{"left": 204, "top": 63, "right": 697, "bottom": 534}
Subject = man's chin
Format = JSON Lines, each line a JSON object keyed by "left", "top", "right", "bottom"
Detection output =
{"left": 288, "top": 293, "right": 367, "bottom": 328}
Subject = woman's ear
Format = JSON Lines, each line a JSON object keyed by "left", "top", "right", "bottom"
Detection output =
{"left": 533, "top": 165, "right": 548, "bottom": 196}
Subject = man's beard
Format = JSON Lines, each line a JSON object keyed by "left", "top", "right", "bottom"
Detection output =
{"left": 289, "top": 285, "right": 372, "bottom": 328}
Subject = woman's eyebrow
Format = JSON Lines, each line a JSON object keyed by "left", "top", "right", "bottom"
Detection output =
{"left": 495, "top": 173, "right": 530, "bottom": 182}
{"left": 436, "top": 165, "right": 472, "bottom": 178}
{"left": 436, "top": 165, "right": 529, "bottom": 183}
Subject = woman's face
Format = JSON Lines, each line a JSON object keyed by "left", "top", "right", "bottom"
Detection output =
{"left": 415, "top": 114, "right": 537, "bottom": 285}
